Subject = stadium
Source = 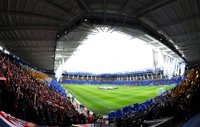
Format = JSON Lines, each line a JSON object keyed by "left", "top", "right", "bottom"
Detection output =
{"left": 0, "top": 0, "right": 200, "bottom": 127}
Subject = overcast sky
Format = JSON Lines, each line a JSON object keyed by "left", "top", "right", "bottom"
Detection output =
{"left": 57, "top": 28, "right": 155, "bottom": 75}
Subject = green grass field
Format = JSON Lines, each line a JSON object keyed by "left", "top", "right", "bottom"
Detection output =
{"left": 63, "top": 84, "right": 174, "bottom": 115}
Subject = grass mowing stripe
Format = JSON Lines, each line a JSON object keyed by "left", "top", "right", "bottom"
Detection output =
{"left": 63, "top": 84, "right": 174, "bottom": 115}
{"left": 66, "top": 86, "right": 113, "bottom": 112}
{"left": 65, "top": 85, "right": 152, "bottom": 113}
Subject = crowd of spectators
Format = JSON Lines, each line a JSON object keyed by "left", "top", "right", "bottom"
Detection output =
{"left": 0, "top": 50, "right": 91, "bottom": 126}
{"left": 1, "top": 48, "right": 200, "bottom": 126}
{"left": 50, "top": 79, "right": 67, "bottom": 97}
{"left": 62, "top": 73, "right": 169, "bottom": 82}
{"left": 62, "top": 76, "right": 185, "bottom": 86}
{"left": 26, "top": 69, "right": 49, "bottom": 81}
{"left": 108, "top": 66, "right": 200, "bottom": 127}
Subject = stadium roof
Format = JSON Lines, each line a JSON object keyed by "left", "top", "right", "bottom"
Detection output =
{"left": 0, "top": 0, "right": 199, "bottom": 72}
{"left": 56, "top": 26, "right": 184, "bottom": 74}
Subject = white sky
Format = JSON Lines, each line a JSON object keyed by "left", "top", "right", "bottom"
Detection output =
{"left": 58, "top": 28, "right": 155, "bottom": 74}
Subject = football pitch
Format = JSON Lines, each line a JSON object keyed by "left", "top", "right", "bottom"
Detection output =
{"left": 63, "top": 84, "right": 174, "bottom": 115}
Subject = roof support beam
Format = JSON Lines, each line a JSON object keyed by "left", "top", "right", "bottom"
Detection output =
{"left": 5, "top": 44, "right": 54, "bottom": 48}
{"left": 0, "top": 38, "right": 55, "bottom": 41}
{"left": 103, "top": 0, "right": 106, "bottom": 13}
{"left": 120, "top": 0, "right": 132, "bottom": 14}
{"left": 0, "top": 12, "right": 63, "bottom": 23}
{"left": 0, "top": 25, "right": 59, "bottom": 31}
{"left": 179, "top": 43, "right": 200, "bottom": 48}
{"left": 38, "top": 0, "right": 76, "bottom": 16}
{"left": 10, "top": 48, "right": 53, "bottom": 52}
{"left": 73, "top": 0, "right": 88, "bottom": 11}
{"left": 134, "top": 0, "right": 179, "bottom": 17}
{"left": 157, "top": 16, "right": 199, "bottom": 30}
{"left": 169, "top": 31, "right": 200, "bottom": 38}
{"left": 80, "top": 0, "right": 89, "bottom": 11}
{"left": 181, "top": 48, "right": 200, "bottom": 52}
{"left": 69, "top": 0, "right": 83, "bottom": 12}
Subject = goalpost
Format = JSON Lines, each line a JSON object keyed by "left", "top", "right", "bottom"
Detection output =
{"left": 156, "top": 87, "right": 166, "bottom": 95}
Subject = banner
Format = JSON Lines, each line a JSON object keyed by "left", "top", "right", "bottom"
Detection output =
{"left": 0, "top": 111, "right": 37, "bottom": 127}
